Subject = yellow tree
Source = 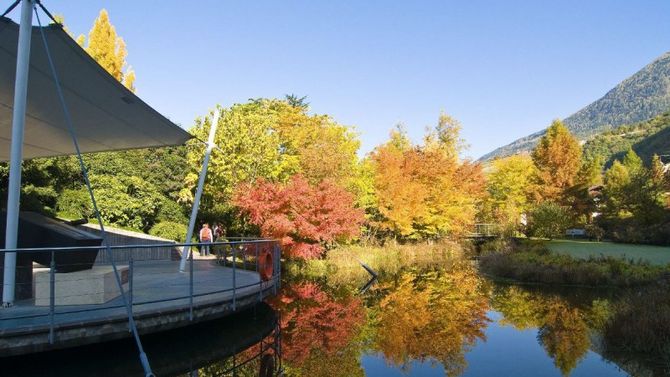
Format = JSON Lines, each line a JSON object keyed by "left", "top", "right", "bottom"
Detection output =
{"left": 371, "top": 116, "right": 485, "bottom": 239}
{"left": 531, "top": 120, "right": 582, "bottom": 202}
{"left": 370, "top": 128, "right": 428, "bottom": 237}
{"left": 78, "top": 9, "right": 135, "bottom": 91}
{"left": 485, "top": 155, "right": 536, "bottom": 230}
{"left": 275, "top": 103, "right": 360, "bottom": 186}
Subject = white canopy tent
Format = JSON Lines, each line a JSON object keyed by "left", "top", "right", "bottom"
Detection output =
{"left": 0, "top": 16, "right": 191, "bottom": 160}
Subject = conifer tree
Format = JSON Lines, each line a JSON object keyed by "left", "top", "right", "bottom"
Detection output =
{"left": 531, "top": 120, "right": 582, "bottom": 202}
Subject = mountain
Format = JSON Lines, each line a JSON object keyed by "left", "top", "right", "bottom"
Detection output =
{"left": 583, "top": 112, "right": 670, "bottom": 168}
{"left": 480, "top": 51, "right": 670, "bottom": 161}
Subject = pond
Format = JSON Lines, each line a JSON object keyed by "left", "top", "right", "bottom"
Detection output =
{"left": 4, "top": 257, "right": 668, "bottom": 376}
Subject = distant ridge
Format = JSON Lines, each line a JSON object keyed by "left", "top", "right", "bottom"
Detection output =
{"left": 480, "top": 51, "right": 670, "bottom": 161}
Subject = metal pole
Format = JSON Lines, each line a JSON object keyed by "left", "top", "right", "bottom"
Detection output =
{"left": 232, "top": 247, "right": 236, "bottom": 310}
{"left": 189, "top": 249, "right": 193, "bottom": 321}
{"left": 180, "top": 109, "right": 220, "bottom": 272}
{"left": 128, "top": 255, "right": 134, "bottom": 332}
{"left": 3, "top": 0, "right": 34, "bottom": 307}
{"left": 49, "top": 250, "right": 55, "bottom": 344}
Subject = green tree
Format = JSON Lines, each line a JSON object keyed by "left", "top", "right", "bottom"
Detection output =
{"left": 57, "top": 175, "right": 163, "bottom": 231}
{"left": 526, "top": 202, "right": 572, "bottom": 239}
{"left": 602, "top": 160, "right": 631, "bottom": 217}
{"left": 183, "top": 99, "right": 362, "bottom": 233}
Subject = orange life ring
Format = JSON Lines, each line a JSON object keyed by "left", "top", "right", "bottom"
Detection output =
{"left": 258, "top": 249, "right": 273, "bottom": 281}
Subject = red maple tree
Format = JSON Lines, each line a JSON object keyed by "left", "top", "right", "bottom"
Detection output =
{"left": 234, "top": 175, "right": 364, "bottom": 259}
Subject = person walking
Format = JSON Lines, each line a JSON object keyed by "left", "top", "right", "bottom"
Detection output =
{"left": 199, "top": 223, "right": 213, "bottom": 256}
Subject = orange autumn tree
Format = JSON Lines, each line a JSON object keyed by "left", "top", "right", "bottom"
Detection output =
{"left": 234, "top": 175, "right": 364, "bottom": 259}
{"left": 531, "top": 120, "right": 582, "bottom": 203}
{"left": 370, "top": 115, "right": 486, "bottom": 240}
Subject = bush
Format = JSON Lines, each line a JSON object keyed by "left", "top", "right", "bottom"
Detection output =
{"left": 584, "top": 223, "right": 604, "bottom": 241}
{"left": 157, "top": 197, "right": 187, "bottom": 223}
{"left": 526, "top": 202, "right": 572, "bottom": 239}
{"left": 149, "top": 221, "right": 188, "bottom": 242}
{"left": 603, "top": 284, "right": 670, "bottom": 364}
{"left": 599, "top": 216, "right": 670, "bottom": 246}
{"left": 57, "top": 174, "right": 163, "bottom": 232}
{"left": 57, "top": 188, "right": 93, "bottom": 219}
{"left": 479, "top": 241, "right": 666, "bottom": 287}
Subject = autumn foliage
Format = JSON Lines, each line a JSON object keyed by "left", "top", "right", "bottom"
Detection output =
{"left": 234, "top": 176, "right": 364, "bottom": 259}
{"left": 370, "top": 120, "right": 486, "bottom": 239}
{"left": 270, "top": 282, "right": 365, "bottom": 364}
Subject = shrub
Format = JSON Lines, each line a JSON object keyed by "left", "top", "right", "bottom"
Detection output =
{"left": 57, "top": 188, "right": 93, "bottom": 219}
{"left": 603, "top": 284, "right": 670, "bottom": 364}
{"left": 157, "top": 197, "right": 187, "bottom": 223}
{"left": 526, "top": 202, "right": 572, "bottom": 239}
{"left": 598, "top": 216, "right": 670, "bottom": 246}
{"left": 149, "top": 221, "right": 188, "bottom": 242}
{"left": 584, "top": 223, "right": 604, "bottom": 241}
{"left": 479, "top": 241, "right": 666, "bottom": 287}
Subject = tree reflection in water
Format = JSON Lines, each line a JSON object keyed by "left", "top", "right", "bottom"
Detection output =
{"left": 274, "top": 260, "right": 662, "bottom": 377}
{"left": 273, "top": 263, "right": 492, "bottom": 377}
{"left": 270, "top": 282, "right": 367, "bottom": 376}
{"left": 537, "top": 300, "right": 591, "bottom": 376}
{"left": 491, "top": 285, "right": 609, "bottom": 377}
{"left": 372, "top": 263, "right": 491, "bottom": 376}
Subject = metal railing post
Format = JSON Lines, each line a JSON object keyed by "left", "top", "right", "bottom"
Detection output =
{"left": 232, "top": 246, "right": 237, "bottom": 311}
{"left": 189, "top": 246, "right": 194, "bottom": 321}
{"left": 256, "top": 242, "right": 263, "bottom": 302}
{"left": 275, "top": 243, "right": 280, "bottom": 293}
{"left": 242, "top": 244, "right": 247, "bottom": 271}
{"left": 49, "top": 250, "right": 55, "bottom": 344}
{"left": 128, "top": 254, "right": 134, "bottom": 332}
{"left": 255, "top": 243, "right": 259, "bottom": 272}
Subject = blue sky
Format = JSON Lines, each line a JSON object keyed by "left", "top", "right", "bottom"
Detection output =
{"left": 15, "top": 1, "right": 670, "bottom": 159}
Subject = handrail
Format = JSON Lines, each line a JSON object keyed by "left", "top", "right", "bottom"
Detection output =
{"left": 0, "top": 239, "right": 278, "bottom": 253}
{"left": 0, "top": 240, "right": 281, "bottom": 321}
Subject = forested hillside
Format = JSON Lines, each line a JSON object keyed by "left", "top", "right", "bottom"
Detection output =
{"left": 583, "top": 112, "right": 670, "bottom": 167}
{"left": 481, "top": 51, "right": 670, "bottom": 161}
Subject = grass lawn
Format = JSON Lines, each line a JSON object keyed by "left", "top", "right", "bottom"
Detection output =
{"left": 547, "top": 239, "right": 670, "bottom": 266}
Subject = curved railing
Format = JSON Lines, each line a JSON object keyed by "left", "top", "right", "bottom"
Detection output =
{"left": 0, "top": 239, "right": 281, "bottom": 351}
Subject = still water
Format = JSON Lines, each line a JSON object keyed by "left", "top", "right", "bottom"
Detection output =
{"left": 4, "top": 260, "right": 667, "bottom": 376}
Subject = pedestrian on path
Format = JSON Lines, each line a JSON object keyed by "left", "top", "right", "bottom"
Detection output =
{"left": 199, "top": 223, "right": 213, "bottom": 256}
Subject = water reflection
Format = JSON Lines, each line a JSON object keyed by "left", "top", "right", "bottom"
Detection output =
{"left": 3, "top": 303, "right": 282, "bottom": 377}
{"left": 490, "top": 285, "right": 614, "bottom": 376}
{"left": 3, "top": 256, "right": 666, "bottom": 376}
{"left": 372, "top": 264, "right": 490, "bottom": 376}
{"left": 275, "top": 260, "right": 642, "bottom": 377}
{"left": 270, "top": 282, "right": 366, "bottom": 376}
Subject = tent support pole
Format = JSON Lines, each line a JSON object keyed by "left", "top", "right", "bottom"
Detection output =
{"left": 179, "top": 110, "right": 219, "bottom": 272}
{"left": 3, "top": 0, "right": 34, "bottom": 307}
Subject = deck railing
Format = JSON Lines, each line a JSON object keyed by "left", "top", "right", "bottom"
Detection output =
{"left": 0, "top": 239, "right": 281, "bottom": 349}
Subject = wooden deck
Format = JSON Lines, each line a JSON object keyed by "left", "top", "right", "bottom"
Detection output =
{"left": 0, "top": 259, "right": 278, "bottom": 356}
